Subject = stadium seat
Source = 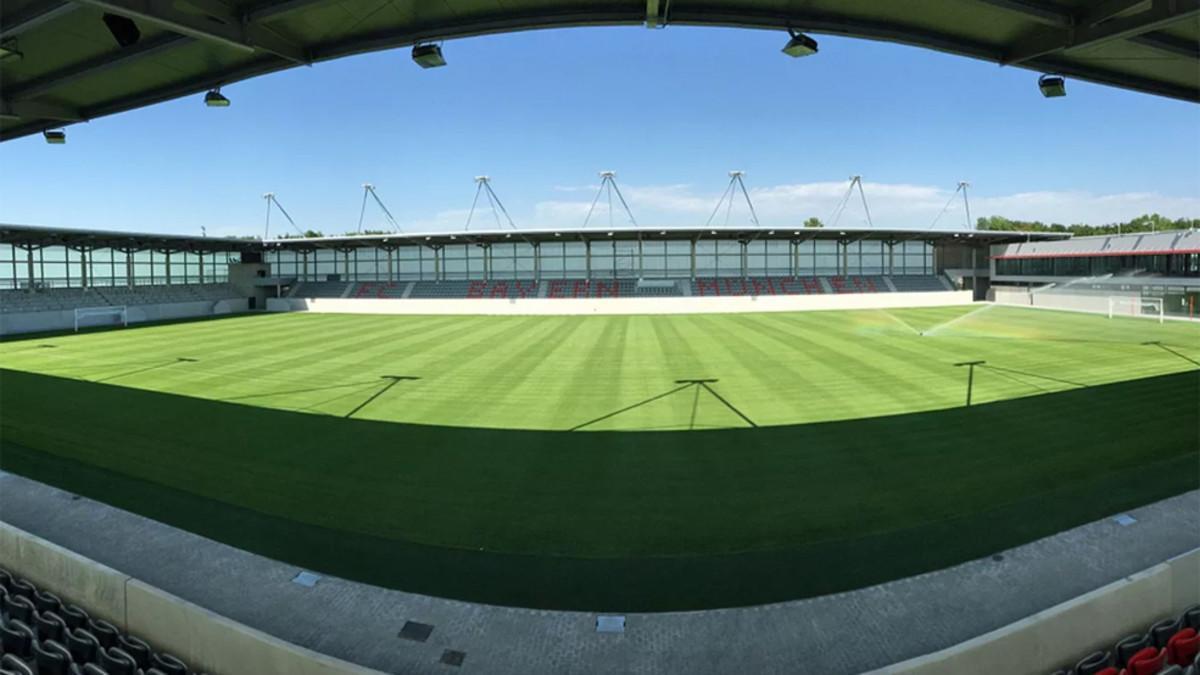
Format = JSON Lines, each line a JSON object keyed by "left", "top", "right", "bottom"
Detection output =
{"left": 0, "top": 622, "right": 32, "bottom": 659}
{"left": 118, "top": 634, "right": 152, "bottom": 670}
{"left": 0, "top": 654, "right": 33, "bottom": 675}
{"left": 33, "top": 610, "right": 67, "bottom": 643}
{"left": 1123, "top": 647, "right": 1167, "bottom": 675}
{"left": 1094, "top": 668, "right": 1119, "bottom": 675}
{"left": 1169, "top": 629, "right": 1200, "bottom": 666}
{"left": 7, "top": 579, "right": 34, "bottom": 602}
{"left": 1183, "top": 606, "right": 1200, "bottom": 631}
{"left": 151, "top": 651, "right": 188, "bottom": 674}
{"left": 33, "top": 589, "right": 63, "bottom": 615}
{"left": 65, "top": 627, "right": 99, "bottom": 664}
{"left": 1159, "top": 666, "right": 1184, "bottom": 675}
{"left": 33, "top": 639, "right": 71, "bottom": 675}
{"left": 1155, "top": 619, "right": 1187, "bottom": 647}
{"left": 0, "top": 570, "right": 11, "bottom": 592}
{"left": 1118, "top": 635, "right": 1154, "bottom": 667}
{"left": 1, "top": 595, "right": 34, "bottom": 624}
{"left": 87, "top": 619, "right": 118, "bottom": 649}
{"left": 81, "top": 664, "right": 109, "bottom": 675}
{"left": 58, "top": 604, "right": 88, "bottom": 631}
{"left": 1076, "top": 651, "right": 1116, "bottom": 674}
{"left": 100, "top": 645, "right": 138, "bottom": 675}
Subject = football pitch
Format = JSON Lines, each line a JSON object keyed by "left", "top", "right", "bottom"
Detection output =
{"left": 1, "top": 304, "right": 1197, "bottom": 610}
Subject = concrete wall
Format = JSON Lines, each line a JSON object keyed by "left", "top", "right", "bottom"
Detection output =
{"left": 0, "top": 521, "right": 382, "bottom": 675}
{"left": 270, "top": 291, "right": 974, "bottom": 316}
{"left": 0, "top": 298, "right": 248, "bottom": 336}
{"left": 872, "top": 547, "right": 1200, "bottom": 675}
{"left": 992, "top": 285, "right": 1138, "bottom": 315}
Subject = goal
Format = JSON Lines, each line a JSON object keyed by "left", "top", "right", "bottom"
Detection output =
{"left": 1107, "top": 296, "right": 1164, "bottom": 324}
{"left": 74, "top": 305, "right": 128, "bottom": 332}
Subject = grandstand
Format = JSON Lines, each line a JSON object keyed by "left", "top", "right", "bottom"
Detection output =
{"left": 2, "top": 0, "right": 1199, "bottom": 671}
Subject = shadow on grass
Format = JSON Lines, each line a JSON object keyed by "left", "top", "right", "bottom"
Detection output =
{"left": 0, "top": 368, "right": 1196, "bottom": 612}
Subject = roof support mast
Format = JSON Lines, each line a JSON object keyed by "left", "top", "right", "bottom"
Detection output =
{"left": 829, "top": 175, "right": 874, "bottom": 229}
{"left": 357, "top": 183, "right": 402, "bottom": 234}
{"left": 706, "top": 171, "right": 759, "bottom": 228}
{"left": 465, "top": 176, "right": 517, "bottom": 231}
{"left": 262, "top": 192, "right": 305, "bottom": 239}
{"left": 584, "top": 171, "right": 638, "bottom": 228}
{"left": 930, "top": 181, "right": 973, "bottom": 230}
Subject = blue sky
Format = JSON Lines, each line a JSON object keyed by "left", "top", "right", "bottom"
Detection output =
{"left": 3, "top": 26, "right": 1198, "bottom": 236}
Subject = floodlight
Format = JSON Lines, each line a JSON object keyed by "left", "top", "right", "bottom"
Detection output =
{"left": 43, "top": 130, "right": 66, "bottom": 144}
{"left": 412, "top": 43, "right": 446, "bottom": 68}
{"left": 203, "top": 89, "right": 230, "bottom": 107}
{"left": 102, "top": 13, "right": 141, "bottom": 47}
{"left": 0, "top": 39, "right": 23, "bottom": 62}
{"left": 782, "top": 31, "right": 818, "bottom": 58}
{"left": 1038, "top": 74, "right": 1066, "bottom": 98}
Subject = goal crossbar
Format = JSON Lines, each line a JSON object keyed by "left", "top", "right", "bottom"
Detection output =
{"left": 74, "top": 305, "right": 128, "bottom": 332}
{"left": 1107, "top": 296, "right": 1164, "bottom": 324}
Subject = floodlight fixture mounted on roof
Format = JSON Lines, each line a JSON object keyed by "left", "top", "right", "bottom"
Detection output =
{"left": 1039, "top": 74, "right": 1067, "bottom": 97}
{"left": 203, "top": 88, "right": 230, "bottom": 107}
{"left": 782, "top": 30, "right": 818, "bottom": 58}
{"left": 412, "top": 42, "right": 446, "bottom": 68}
{"left": 43, "top": 129, "right": 65, "bottom": 144}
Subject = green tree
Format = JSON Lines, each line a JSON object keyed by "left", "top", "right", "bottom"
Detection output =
{"left": 803, "top": 217, "right": 824, "bottom": 229}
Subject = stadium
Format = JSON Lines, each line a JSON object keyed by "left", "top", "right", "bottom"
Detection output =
{"left": 1, "top": 2, "right": 1199, "bottom": 675}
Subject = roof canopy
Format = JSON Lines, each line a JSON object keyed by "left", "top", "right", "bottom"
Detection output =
{"left": 992, "top": 228, "right": 1200, "bottom": 258}
{"left": 0, "top": 222, "right": 1071, "bottom": 253}
{"left": 2, "top": 0, "right": 1197, "bottom": 141}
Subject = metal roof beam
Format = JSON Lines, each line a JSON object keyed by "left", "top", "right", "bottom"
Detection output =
{"left": 0, "top": 98, "right": 83, "bottom": 121}
{"left": 0, "top": 1, "right": 75, "bottom": 39}
{"left": 971, "top": 0, "right": 1073, "bottom": 27}
{"left": 243, "top": 0, "right": 339, "bottom": 24}
{"left": 75, "top": 0, "right": 310, "bottom": 64}
{"left": 5, "top": 33, "right": 191, "bottom": 101}
{"left": 1004, "top": 0, "right": 1200, "bottom": 64}
{"left": 1129, "top": 31, "right": 1200, "bottom": 58}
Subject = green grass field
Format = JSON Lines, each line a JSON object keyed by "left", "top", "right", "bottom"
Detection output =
{"left": 1, "top": 304, "right": 1197, "bottom": 610}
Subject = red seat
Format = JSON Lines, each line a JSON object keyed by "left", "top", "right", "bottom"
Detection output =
{"left": 1121, "top": 646, "right": 1166, "bottom": 675}
{"left": 1167, "top": 627, "right": 1199, "bottom": 665}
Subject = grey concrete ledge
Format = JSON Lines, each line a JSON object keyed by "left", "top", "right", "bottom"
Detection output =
{"left": 1, "top": 471, "right": 1196, "bottom": 675}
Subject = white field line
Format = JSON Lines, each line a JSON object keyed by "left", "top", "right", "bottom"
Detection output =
{"left": 921, "top": 304, "right": 996, "bottom": 337}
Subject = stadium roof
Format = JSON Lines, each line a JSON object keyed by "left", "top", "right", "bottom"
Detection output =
{"left": 0, "top": 222, "right": 1070, "bottom": 252}
{"left": 0, "top": 222, "right": 260, "bottom": 252}
{"left": 261, "top": 225, "right": 1070, "bottom": 250}
{"left": 2, "top": 0, "right": 1198, "bottom": 141}
{"left": 992, "top": 228, "right": 1200, "bottom": 258}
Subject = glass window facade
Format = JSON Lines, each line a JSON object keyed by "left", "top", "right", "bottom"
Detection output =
{"left": 265, "top": 239, "right": 935, "bottom": 282}
{"left": 0, "top": 244, "right": 236, "bottom": 290}
{"left": 994, "top": 253, "right": 1200, "bottom": 278}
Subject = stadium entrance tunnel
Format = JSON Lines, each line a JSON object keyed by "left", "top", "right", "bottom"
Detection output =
{"left": 1, "top": 367, "right": 1196, "bottom": 612}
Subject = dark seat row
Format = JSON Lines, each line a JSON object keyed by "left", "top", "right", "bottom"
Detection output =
{"left": 0, "top": 568, "right": 194, "bottom": 675}
{"left": 1054, "top": 605, "right": 1200, "bottom": 675}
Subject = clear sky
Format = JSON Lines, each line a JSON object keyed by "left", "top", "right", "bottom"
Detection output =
{"left": 3, "top": 25, "right": 1198, "bottom": 237}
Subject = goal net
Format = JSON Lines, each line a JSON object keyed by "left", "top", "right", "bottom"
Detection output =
{"left": 1107, "top": 296, "right": 1164, "bottom": 324}
{"left": 74, "top": 305, "right": 128, "bottom": 332}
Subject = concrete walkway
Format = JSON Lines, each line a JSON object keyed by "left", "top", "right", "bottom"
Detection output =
{"left": 1, "top": 471, "right": 1196, "bottom": 674}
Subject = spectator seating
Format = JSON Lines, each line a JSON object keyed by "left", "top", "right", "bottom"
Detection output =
{"left": 0, "top": 284, "right": 238, "bottom": 314}
{"left": 0, "top": 567, "right": 197, "bottom": 675}
{"left": 1050, "top": 605, "right": 1200, "bottom": 675}
{"left": 890, "top": 275, "right": 953, "bottom": 292}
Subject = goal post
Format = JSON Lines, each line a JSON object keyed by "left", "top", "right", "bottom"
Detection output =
{"left": 1107, "top": 296, "right": 1164, "bottom": 324}
{"left": 74, "top": 305, "right": 128, "bottom": 332}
